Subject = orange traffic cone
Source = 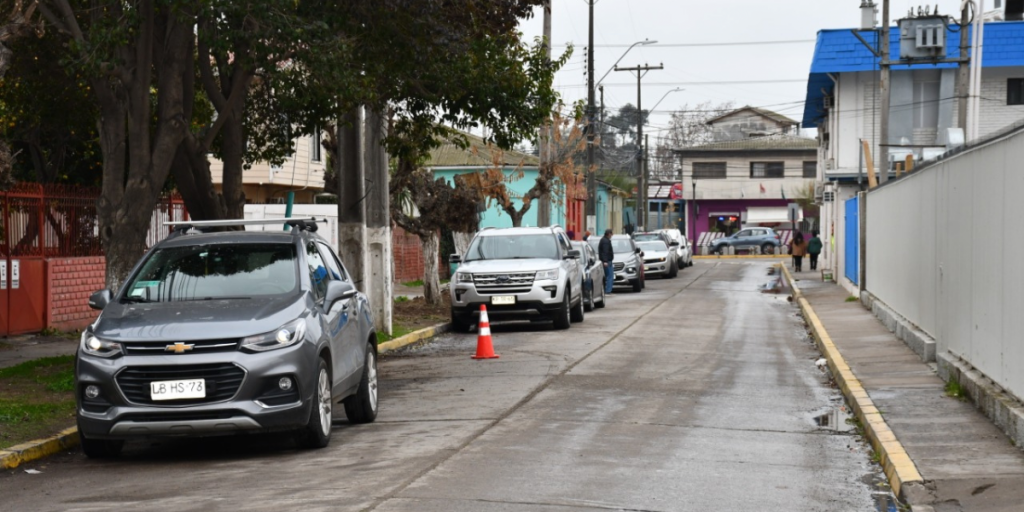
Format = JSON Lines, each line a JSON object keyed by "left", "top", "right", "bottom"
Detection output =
{"left": 471, "top": 304, "right": 499, "bottom": 359}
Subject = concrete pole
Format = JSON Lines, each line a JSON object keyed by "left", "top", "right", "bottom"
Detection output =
{"left": 585, "top": 0, "right": 596, "bottom": 234}
{"left": 957, "top": 2, "right": 970, "bottom": 130}
{"left": 536, "top": 0, "right": 552, "bottom": 227}
{"left": 364, "top": 109, "right": 392, "bottom": 335}
{"left": 636, "top": 70, "right": 643, "bottom": 230}
{"left": 879, "top": 0, "right": 890, "bottom": 184}
{"left": 337, "top": 107, "right": 367, "bottom": 292}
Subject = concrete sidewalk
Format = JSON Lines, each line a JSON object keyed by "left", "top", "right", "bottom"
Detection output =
{"left": 0, "top": 335, "right": 79, "bottom": 370}
{"left": 789, "top": 265, "right": 1024, "bottom": 511}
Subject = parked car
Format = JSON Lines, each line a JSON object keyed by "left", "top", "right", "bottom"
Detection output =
{"left": 636, "top": 240, "right": 677, "bottom": 278}
{"left": 656, "top": 228, "right": 692, "bottom": 268}
{"left": 710, "top": 227, "right": 782, "bottom": 254}
{"left": 571, "top": 241, "right": 606, "bottom": 311}
{"left": 77, "top": 218, "right": 378, "bottom": 458}
{"left": 449, "top": 226, "right": 584, "bottom": 332}
{"left": 588, "top": 235, "right": 645, "bottom": 292}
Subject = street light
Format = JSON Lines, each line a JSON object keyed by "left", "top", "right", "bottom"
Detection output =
{"left": 650, "top": 87, "right": 684, "bottom": 114}
{"left": 596, "top": 39, "right": 658, "bottom": 86}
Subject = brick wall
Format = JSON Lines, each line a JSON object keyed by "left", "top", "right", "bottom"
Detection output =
{"left": 393, "top": 226, "right": 426, "bottom": 283}
{"left": 47, "top": 256, "right": 105, "bottom": 331}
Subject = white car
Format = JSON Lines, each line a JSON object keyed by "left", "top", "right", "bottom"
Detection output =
{"left": 657, "top": 229, "right": 692, "bottom": 268}
{"left": 636, "top": 240, "right": 677, "bottom": 278}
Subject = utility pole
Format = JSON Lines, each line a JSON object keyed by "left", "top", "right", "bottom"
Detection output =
{"left": 957, "top": 1, "right": 970, "bottom": 129}
{"left": 643, "top": 134, "right": 649, "bottom": 228}
{"left": 879, "top": 0, "right": 890, "bottom": 184}
{"left": 584, "top": 0, "right": 596, "bottom": 235}
{"left": 615, "top": 63, "right": 663, "bottom": 230}
{"left": 537, "top": 0, "right": 552, "bottom": 227}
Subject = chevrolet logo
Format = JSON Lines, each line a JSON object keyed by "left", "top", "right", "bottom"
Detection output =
{"left": 165, "top": 342, "right": 195, "bottom": 354}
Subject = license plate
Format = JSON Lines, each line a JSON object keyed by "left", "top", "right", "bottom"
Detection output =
{"left": 150, "top": 379, "right": 206, "bottom": 400}
{"left": 491, "top": 295, "right": 516, "bottom": 305}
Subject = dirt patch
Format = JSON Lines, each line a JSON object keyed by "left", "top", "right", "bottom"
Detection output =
{"left": 393, "top": 293, "right": 450, "bottom": 331}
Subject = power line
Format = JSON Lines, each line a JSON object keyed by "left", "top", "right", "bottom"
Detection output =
{"left": 552, "top": 39, "right": 817, "bottom": 48}
{"left": 556, "top": 79, "right": 807, "bottom": 89}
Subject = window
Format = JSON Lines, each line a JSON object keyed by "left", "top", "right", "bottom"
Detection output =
{"left": 310, "top": 126, "right": 323, "bottom": 162}
{"left": 316, "top": 242, "right": 347, "bottom": 282}
{"left": 1009, "top": 79, "right": 1024, "bottom": 106}
{"left": 306, "top": 241, "right": 332, "bottom": 301}
{"left": 803, "top": 161, "right": 817, "bottom": 178}
{"left": 750, "top": 162, "right": 784, "bottom": 179}
{"left": 693, "top": 162, "right": 726, "bottom": 179}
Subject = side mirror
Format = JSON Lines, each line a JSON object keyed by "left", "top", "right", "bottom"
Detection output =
{"left": 566, "top": 249, "right": 581, "bottom": 259}
{"left": 449, "top": 254, "right": 462, "bottom": 264}
{"left": 324, "top": 280, "right": 358, "bottom": 310}
{"left": 670, "top": 241, "right": 680, "bottom": 247}
{"left": 89, "top": 289, "right": 112, "bottom": 310}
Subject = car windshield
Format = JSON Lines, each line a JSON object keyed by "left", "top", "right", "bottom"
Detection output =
{"left": 465, "top": 234, "right": 558, "bottom": 261}
{"left": 633, "top": 233, "right": 661, "bottom": 242}
{"left": 611, "top": 239, "right": 634, "bottom": 253}
{"left": 637, "top": 241, "right": 668, "bottom": 252}
{"left": 122, "top": 243, "right": 299, "bottom": 302}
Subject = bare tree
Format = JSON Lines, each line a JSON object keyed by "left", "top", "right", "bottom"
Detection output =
{"left": 652, "top": 100, "right": 734, "bottom": 179}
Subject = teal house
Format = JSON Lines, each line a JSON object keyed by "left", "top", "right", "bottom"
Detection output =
{"left": 428, "top": 134, "right": 565, "bottom": 229}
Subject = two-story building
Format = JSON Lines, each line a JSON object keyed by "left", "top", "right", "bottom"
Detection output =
{"left": 672, "top": 107, "right": 817, "bottom": 245}
{"left": 209, "top": 130, "right": 327, "bottom": 205}
{"left": 802, "top": 5, "right": 1024, "bottom": 291}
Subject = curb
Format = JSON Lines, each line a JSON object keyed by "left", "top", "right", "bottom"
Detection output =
{"left": 693, "top": 254, "right": 787, "bottom": 260}
{"left": 0, "top": 427, "right": 79, "bottom": 470}
{"left": 2, "top": 322, "right": 452, "bottom": 470}
{"left": 781, "top": 264, "right": 924, "bottom": 501}
{"left": 378, "top": 322, "right": 451, "bottom": 354}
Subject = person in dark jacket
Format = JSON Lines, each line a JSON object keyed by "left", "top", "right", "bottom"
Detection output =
{"left": 598, "top": 229, "right": 615, "bottom": 294}
{"left": 807, "top": 231, "right": 823, "bottom": 271}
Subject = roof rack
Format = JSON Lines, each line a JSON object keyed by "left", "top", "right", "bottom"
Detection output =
{"left": 164, "top": 217, "right": 326, "bottom": 237}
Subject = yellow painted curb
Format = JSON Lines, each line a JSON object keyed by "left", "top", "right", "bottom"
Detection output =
{"left": 0, "top": 427, "right": 79, "bottom": 469}
{"left": 378, "top": 322, "right": 451, "bottom": 354}
{"left": 693, "top": 254, "right": 787, "bottom": 260}
{"left": 781, "top": 264, "right": 924, "bottom": 500}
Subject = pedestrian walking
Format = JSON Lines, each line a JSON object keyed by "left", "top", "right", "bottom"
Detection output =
{"left": 807, "top": 231, "right": 823, "bottom": 271}
{"left": 598, "top": 229, "right": 615, "bottom": 295}
{"left": 790, "top": 232, "right": 807, "bottom": 272}
{"left": 582, "top": 230, "right": 591, "bottom": 241}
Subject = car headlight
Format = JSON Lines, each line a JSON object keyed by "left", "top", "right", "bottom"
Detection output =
{"left": 535, "top": 269, "right": 559, "bottom": 281}
{"left": 456, "top": 272, "right": 474, "bottom": 283}
{"left": 626, "top": 267, "right": 636, "bottom": 273}
{"left": 241, "top": 319, "right": 307, "bottom": 352}
{"left": 80, "top": 332, "right": 123, "bottom": 358}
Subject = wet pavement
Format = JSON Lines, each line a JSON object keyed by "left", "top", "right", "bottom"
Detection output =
{"left": 791, "top": 265, "right": 1024, "bottom": 511}
{"left": 1, "top": 261, "right": 891, "bottom": 511}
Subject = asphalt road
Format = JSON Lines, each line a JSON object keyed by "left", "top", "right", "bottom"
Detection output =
{"left": 1, "top": 261, "right": 890, "bottom": 511}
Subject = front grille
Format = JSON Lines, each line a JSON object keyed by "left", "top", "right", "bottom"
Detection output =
{"left": 613, "top": 262, "right": 625, "bottom": 271}
{"left": 116, "top": 363, "right": 246, "bottom": 406}
{"left": 644, "top": 258, "right": 664, "bottom": 264}
{"left": 119, "top": 411, "right": 237, "bottom": 423}
{"left": 473, "top": 272, "right": 536, "bottom": 294}
{"left": 122, "top": 338, "right": 241, "bottom": 355}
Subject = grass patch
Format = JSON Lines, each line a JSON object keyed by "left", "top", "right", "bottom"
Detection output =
{"left": 0, "top": 355, "right": 77, "bottom": 450}
{"left": 845, "top": 296, "right": 859, "bottom": 302}
{"left": 38, "top": 327, "right": 80, "bottom": 340}
{"left": 945, "top": 379, "right": 968, "bottom": 401}
{"left": 394, "top": 295, "right": 410, "bottom": 303}
{"left": 375, "top": 325, "right": 418, "bottom": 345}
{"left": 402, "top": 279, "right": 424, "bottom": 287}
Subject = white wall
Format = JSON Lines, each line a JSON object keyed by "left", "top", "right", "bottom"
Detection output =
{"left": 865, "top": 126, "right": 1024, "bottom": 401}
{"left": 681, "top": 155, "right": 816, "bottom": 200}
{"left": 243, "top": 204, "right": 339, "bottom": 253}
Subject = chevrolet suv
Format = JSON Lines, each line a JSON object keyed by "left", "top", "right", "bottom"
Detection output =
{"left": 76, "top": 218, "right": 378, "bottom": 458}
{"left": 449, "top": 226, "right": 584, "bottom": 332}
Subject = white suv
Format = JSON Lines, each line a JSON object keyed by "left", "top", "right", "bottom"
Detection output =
{"left": 449, "top": 226, "right": 584, "bottom": 332}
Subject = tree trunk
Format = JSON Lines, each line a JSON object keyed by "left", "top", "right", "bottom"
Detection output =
{"left": 421, "top": 231, "right": 441, "bottom": 306}
{"left": 453, "top": 231, "right": 474, "bottom": 258}
{"left": 171, "top": 141, "right": 225, "bottom": 221}
{"left": 219, "top": 100, "right": 247, "bottom": 220}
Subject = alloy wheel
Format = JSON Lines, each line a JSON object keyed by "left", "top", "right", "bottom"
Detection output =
{"left": 317, "top": 367, "right": 331, "bottom": 435}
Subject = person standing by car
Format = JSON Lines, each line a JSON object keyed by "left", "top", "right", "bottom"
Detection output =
{"left": 807, "top": 231, "right": 823, "bottom": 271}
{"left": 790, "top": 232, "right": 807, "bottom": 272}
{"left": 598, "top": 229, "right": 615, "bottom": 294}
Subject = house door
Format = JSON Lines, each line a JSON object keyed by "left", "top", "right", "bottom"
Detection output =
{"left": 1, "top": 188, "right": 47, "bottom": 336}
{"left": 844, "top": 196, "right": 859, "bottom": 285}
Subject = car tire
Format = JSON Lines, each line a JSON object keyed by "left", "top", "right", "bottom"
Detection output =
{"left": 595, "top": 285, "right": 606, "bottom": 308}
{"left": 570, "top": 288, "right": 585, "bottom": 323}
{"left": 631, "top": 277, "right": 642, "bottom": 293}
{"left": 761, "top": 243, "right": 777, "bottom": 255}
{"left": 669, "top": 261, "right": 678, "bottom": 278}
{"left": 583, "top": 285, "right": 594, "bottom": 312}
{"left": 343, "top": 344, "right": 378, "bottom": 424}
{"left": 78, "top": 422, "right": 123, "bottom": 459}
{"left": 450, "top": 310, "right": 472, "bottom": 333}
{"left": 553, "top": 289, "right": 571, "bottom": 330}
{"left": 297, "top": 357, "right": 332, "bottom": 449}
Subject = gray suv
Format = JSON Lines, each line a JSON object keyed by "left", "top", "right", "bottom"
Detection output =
{"left": 449, "top": 226, "right": 584, "bottom": 331}
{"left": 710, "top": 227, "right": 781, "bottom": 254}
{"left": 587, "top": 235, "right": 645, "bottom": 292}
{"left": 76, "top": 218, "right": 378, "bottom": 457}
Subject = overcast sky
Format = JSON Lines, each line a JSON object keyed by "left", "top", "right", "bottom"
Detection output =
{"left": 517, "top": 0, "right": 973, "bottom": 139}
